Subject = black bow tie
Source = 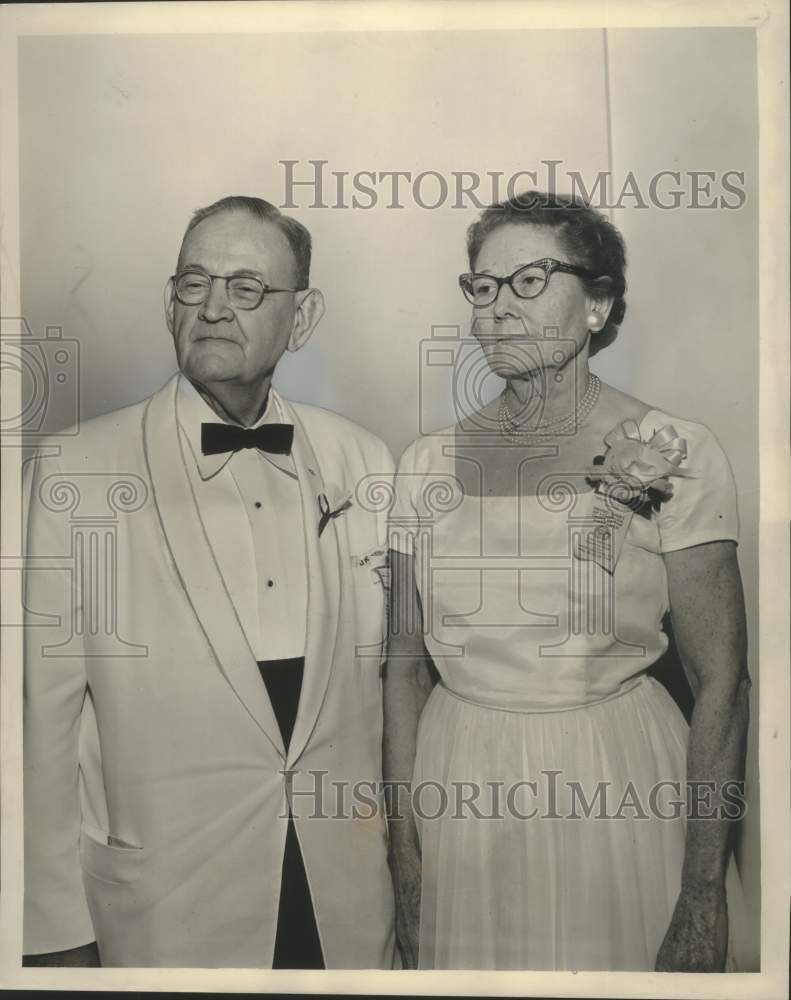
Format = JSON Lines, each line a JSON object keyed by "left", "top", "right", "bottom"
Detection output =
{"left": 201, "top": 422, "right": 294, "bottom": 457}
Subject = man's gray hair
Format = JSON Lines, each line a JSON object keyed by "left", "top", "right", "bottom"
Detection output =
{"left": 183, "top": 195, "right": 312, "bottom": 288}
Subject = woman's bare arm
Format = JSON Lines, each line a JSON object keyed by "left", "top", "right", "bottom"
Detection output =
{"left": 655, "top": 540, "right": 750, "bottom": 971}
{"left": 383, "top": 549, "right": 436, "bottom": 968}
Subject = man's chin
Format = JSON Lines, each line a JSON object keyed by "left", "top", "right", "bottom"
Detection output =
{"left": 182, "top": 357, "right": 242, "bottom": 384}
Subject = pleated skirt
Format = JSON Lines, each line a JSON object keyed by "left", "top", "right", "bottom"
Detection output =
{"left": 413, "top": 675, "right": 746, "bottom": 970}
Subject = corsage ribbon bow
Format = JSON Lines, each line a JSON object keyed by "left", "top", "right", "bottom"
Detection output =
{"left": 588, "top": 419, "right": 691, "bottom": 502}
{"left": 575, "top": 420, "right": 692, "bottom": 573}
{"left": 317, "top": 490, "right": 353, "bottom": 538}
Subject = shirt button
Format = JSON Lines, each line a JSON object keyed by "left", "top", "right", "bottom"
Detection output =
{"left": 254, "top": 501, "right": 262, "bottom": 509}
{"left": 267, "top": 579, "right": 275, "bottom": 588}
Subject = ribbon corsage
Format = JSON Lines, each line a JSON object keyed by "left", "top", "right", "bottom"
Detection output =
{"left": 575, "top": 420, "right": 692, "bottom": 572}
{"left": 317, "top": 490, "right": 353, "bottom": 538}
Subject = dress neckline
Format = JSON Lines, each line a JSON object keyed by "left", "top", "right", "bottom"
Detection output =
{"left": 446, "top": 407, "right": 671, "bottom": 501}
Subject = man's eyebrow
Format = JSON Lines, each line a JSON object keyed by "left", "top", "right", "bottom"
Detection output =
{"left": 178, "top": 264, "right": 267, "bottom": 279}
{"left": 229, "top": 268, "right": 267, "bottom": 280}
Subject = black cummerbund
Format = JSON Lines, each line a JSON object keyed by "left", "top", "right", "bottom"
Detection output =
{"left": 257, "top": 656, "right": 305, "bottom": 750}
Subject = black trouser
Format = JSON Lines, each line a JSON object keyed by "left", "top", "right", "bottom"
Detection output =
{"left": 258, "top": 657, "right": 325, "bottom": 970}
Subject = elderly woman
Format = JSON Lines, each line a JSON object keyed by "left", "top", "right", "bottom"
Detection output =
{"left": 384, "top": 192, "right": 750, "bottom": 971}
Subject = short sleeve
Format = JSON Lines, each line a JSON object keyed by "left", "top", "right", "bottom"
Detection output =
{"left": 647, "top": 414, "right": 740, "bottom": 553}
{"left": 388, "top": 438, "right": 421, "bottom": 555}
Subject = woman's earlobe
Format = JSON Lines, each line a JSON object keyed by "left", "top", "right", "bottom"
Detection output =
{"left": 587, "top": 311, "right": 605, "bottom": 332}
{"left": 586, "top": 291, "right": 615, "bottom": 332}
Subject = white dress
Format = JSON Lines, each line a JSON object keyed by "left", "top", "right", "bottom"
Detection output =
{"left": 389, "top": 409, "right": 748, "bottom": 970}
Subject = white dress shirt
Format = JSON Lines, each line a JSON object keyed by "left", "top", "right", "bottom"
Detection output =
{"left": 176, "top": 375, "right": 307, "bottom": 661}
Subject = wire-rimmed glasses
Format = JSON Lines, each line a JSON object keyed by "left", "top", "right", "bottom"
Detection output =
{"left": 171, "top": 269, "right": 306, "bottom": 311}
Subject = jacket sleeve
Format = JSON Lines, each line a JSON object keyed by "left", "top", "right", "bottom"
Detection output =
{"left": 23, "top": 447, "right": 95, "bottom": 953}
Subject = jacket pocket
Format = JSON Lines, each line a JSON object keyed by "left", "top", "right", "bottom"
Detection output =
{"left": 80, "top": 823, "right": 146, "bottom": 885}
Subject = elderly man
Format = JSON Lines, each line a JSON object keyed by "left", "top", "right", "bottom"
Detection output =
{"left": 23, "top": 197, "right": 395, "bottom": 968}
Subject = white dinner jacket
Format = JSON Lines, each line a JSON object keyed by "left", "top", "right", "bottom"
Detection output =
{"left": 23, "top": 373, "right": 396, "bottom": 968}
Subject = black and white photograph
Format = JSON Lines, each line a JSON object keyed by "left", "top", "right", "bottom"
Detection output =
{"left": 0, "top": 1, "right": 787, "bottom": 995}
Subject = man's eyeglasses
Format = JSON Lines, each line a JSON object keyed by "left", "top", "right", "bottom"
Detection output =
{"left": 172, "top": 269, "right": 306, "bottom": 311}
{"left": 458, "top": 258, "right": 598, "bottom": 308}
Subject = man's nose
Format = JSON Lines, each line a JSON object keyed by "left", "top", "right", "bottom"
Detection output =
{"left": 198, "top": 278, "right": 234, "bottom": 322}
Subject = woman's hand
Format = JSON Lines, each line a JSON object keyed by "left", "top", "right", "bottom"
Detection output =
{"left": 389, "top": 833, "right": 422, "bottom": 969}
{"left": 655, "top": 880, "right": 728, "bottom": 972}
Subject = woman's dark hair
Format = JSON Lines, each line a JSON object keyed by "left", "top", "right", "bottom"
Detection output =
{"left": 466, "top": 190, "right": 627, "bottom": 341}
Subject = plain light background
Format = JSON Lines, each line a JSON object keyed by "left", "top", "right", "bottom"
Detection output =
{"left": 18, "top": 27, "right": 759, "bottom": 963}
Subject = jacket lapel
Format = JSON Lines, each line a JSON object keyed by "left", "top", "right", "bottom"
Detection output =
{"left": 143, "top": 375, "right": 286, "bottom": 759}
{"left": 274, "top": 392, "right": 341, "bottom": 766}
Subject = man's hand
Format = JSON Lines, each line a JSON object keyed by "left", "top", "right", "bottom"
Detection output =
{"left": 388, "top": 837, "right": 421, "bottom": 969}
{"left": 655, "top": 881, "right": 728, "bottom": 972}
{"left": 23, "top": 941, "right": 101, "bottom": 967}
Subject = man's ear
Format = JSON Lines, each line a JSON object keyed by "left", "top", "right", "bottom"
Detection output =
{"left": 287, "top": 288, "right": 326, "bottom": 353}
{"left": 164, "top": 278, "right": 176, "bottom": 336}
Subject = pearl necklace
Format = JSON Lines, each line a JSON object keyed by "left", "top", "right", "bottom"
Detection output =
{"left": 498, "top": 373, "right": 601, "bottom": 444}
